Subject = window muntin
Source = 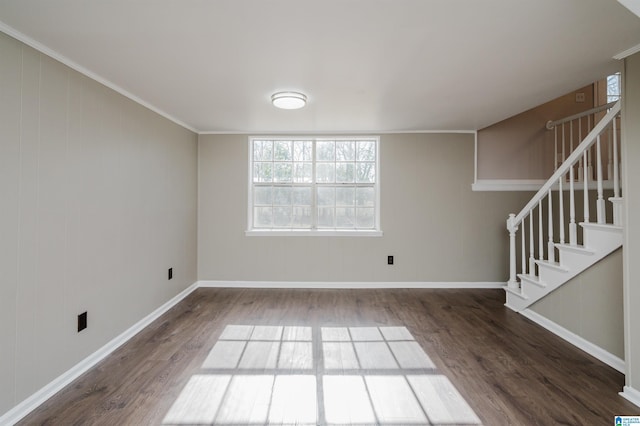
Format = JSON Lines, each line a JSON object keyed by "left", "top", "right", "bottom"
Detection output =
{"left": 249, "top": 137, "right": 379, "bottom": 233}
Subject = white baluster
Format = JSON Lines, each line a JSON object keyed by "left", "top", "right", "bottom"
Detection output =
{"left": 548, "top": 189, "right": 555, "bottom": 262}
{"left": 559, "top": 175, "right": 565, "bottom": 246}
{"left": 587, "top": 116, "right": 593, "bottom": 180}
{"left": 569, "top": 160, "right": 576, "bottom": 246}
{"left": 596, "top": 135, "right": 605, "bottom": 224}
{"left": 538, "top": 200, "right": 544, "bottom": 260}
{"left": 529, "top": 212, "right": 535, "bottom": 276}
{"left": 554, "top": 126, "right": 558, "bottom": 170}
{"left": 584, "top": 150, "right": 590, "bottom": 223}
{"left": 562, "top": 123, "right": 566, "bottom": 173}
{"left": 577, "top": 117, "right": 583, "bottom": 182}
{"left": 507, "top": 214, "right": 518, "bottom": 289}
{"left": 570, "top": 119, "right": 574, "bottom": 166}
{"left": 521, "top": 217, "right": 526, "bottom": 276}
{"left": 608, "top": 124, "right": 614, "bottom": 181}
{"left": 614, "top": 117, "right": 620, "bottom": 198}
{"left": 558, "top": 124, "right": 566, "bottom": 244}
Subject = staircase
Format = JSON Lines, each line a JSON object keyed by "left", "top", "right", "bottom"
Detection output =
{"left": 505, "top": 101, "right": 622, "bottom": 312}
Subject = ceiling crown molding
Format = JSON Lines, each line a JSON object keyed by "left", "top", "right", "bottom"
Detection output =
{"left": 614, "top": 42, "right": 640, "bottom": 60}
{"left": 0, "top": 20, "right": 199, "bottom": 134}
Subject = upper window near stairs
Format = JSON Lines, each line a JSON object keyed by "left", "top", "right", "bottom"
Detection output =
{"left": 608, "top": 73, "right": 621, "bottom": 103}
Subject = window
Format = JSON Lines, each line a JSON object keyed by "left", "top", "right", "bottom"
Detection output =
{"left": 248, "top": 137, "right": 381, "bottom": 236}
{"left": 607, "top": 72, "right": 621, "bottom": 103}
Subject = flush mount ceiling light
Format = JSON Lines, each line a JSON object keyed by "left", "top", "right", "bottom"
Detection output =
{"left": 271, "top": 91, "right": 307, "bottom": 110}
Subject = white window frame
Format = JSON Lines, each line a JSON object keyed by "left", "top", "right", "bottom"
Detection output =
{"left": 246, "top": 136, "right": 382, "bottom": 237}
{"left": 607, "top": 72, "right": 621, "bottom": 103}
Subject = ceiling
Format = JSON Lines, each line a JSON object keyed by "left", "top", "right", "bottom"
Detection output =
{"left": 1, "top": 0, "right": 639, "bottom": 134}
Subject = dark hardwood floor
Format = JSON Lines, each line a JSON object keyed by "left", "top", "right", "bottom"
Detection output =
{"left": 17, "top": 288, "right": 637, "bottom": 425}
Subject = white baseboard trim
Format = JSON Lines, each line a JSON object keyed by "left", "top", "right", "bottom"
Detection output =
{"left": 197, "top": 280, "right": 505, "bottom": 289}
{"left": 620, "top": 386, "right": 640, "bottom": 408}
{"left": 0, "top": 280, "right": 510, "bottom": 424}
{"left": 0, "top": 281, "right": 199, "bottom": 426}
{"left": 520, "top": 308, "right": 625, "bottom": 373}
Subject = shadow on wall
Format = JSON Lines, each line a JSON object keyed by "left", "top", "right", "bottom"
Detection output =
{"left": 477, "top": 82, "right": 603, "bottom": 181}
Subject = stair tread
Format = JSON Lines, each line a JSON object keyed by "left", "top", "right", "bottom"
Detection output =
{"left": 555, "top": 243, "right": 596, "bottom": 254}
{"left": 505, "top": 286, "right": 529, "bottom": 300}
{"left": 579, "top": 222, "right": 623, "bottom": 231}
{"left": 517, "top": 274, "right": 547, "bottom": 288}
{"left": 534, "top": 259, "right": 569, "bottom": 272}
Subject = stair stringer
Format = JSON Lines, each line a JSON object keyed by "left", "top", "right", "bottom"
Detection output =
{"left": 505, "top": 223, "right": 622, "bottom": 312}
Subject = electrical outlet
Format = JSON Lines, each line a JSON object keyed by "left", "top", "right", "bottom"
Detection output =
{"left": 168, "top": 268, "right": 173, "bottom": 280}
{"left": 78, "top": 312, "right": 87, "bottom": 332}
{"left": 388, "top": 255, "right": 394, "bottom": 265}
{"left": 575, "top": 92, "right": 585, "bottom": 103}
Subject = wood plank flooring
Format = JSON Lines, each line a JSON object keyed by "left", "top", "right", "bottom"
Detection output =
{"left": 17, "top": 288, "right": 638, "bottom": 425}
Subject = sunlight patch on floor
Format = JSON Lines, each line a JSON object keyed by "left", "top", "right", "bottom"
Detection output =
{"left": 162, "top": 325, "right": 482, "bottom": 425}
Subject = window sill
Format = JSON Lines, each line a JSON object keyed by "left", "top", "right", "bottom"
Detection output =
{"left": 245, "top": 229, "right": 383, "bottom": 237}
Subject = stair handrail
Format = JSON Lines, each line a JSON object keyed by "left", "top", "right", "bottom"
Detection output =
{"left": 508, "top": 101, "right": 621, "bottom": 233}
{"left": 546, "top": 101, "right": 618, "bottom": 130}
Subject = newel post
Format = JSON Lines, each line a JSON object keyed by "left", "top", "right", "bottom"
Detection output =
{"left": 507, "top": 214, "right": 519, "bottom": 289}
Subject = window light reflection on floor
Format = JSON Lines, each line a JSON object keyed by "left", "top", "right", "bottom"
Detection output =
{"left": 162, "top": 325, "right": 482, "bottom": 425}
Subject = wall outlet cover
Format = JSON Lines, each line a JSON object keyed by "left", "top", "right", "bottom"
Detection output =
{"left": 78, "top": 312, "right": 87, "bottom": 332}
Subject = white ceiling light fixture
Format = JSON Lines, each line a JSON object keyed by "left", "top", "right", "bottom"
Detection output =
{"left": 271, "top": 91, "right": 307, "bottom": 110}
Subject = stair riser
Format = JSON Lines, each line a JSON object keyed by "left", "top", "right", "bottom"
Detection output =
{"left": 557, "top": 250, "right": 595, "bottom": 271}
{"left": 521, "top": 282, "right": 548, "bottom": 300}
{"left": 505, "top": 294, "right": 530, "bottom": 312}
{"left": 583, "top": 229, "right": 623, "bottom": 251}
{"left": 537, "top": 266, "right": 569, "bottom": 287}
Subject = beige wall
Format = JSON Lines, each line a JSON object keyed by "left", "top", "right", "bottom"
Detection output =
{"left": 0, "top": 33, "right": 198, "bottom": 415}
{"left": 530, "top": 249, "right": 624, "bottom": 358}
{"left": 198, "top": 133, "right": 532, "bottom": 282}
{"left": 622, "top": 51, "right": 640, "bottom": 393}
{"left": 477, "top": 85, "right": 596, "bottom": 180}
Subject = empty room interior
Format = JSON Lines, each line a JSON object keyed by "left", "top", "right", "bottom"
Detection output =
{"left": 3, "top": 1, "right": 640, "bottom": 425}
